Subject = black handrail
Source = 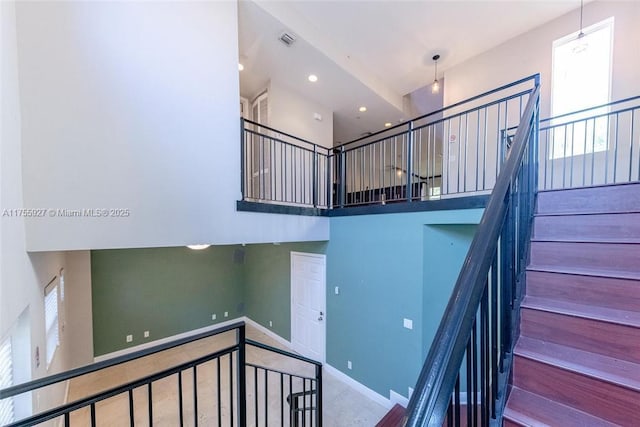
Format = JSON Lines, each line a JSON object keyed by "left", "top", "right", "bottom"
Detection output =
{"left": 246, "top": 338, "right": 322, "bottom": 367}
{"left": 540, "top": 94, "right": 640, "bottom": 124}
{"left": 404, "top": 82, "right": 540, "bottom": 426}
{"left": 341, "top": 74, "right": 539, "bottom": 147}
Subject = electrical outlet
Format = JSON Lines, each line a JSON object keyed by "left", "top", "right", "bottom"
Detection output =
{"left": 144, "top": 331, "right": 149, "bottom": 338}
{"left": 224, "top": 311, "right": 229, "bottom": 317}
{"left": 403, "top": 318, "right": 413, "bottom": 330}
{"left": 347, "top": 360, "right": 352, "bottom": 370}
{"left": 126, "top": 334, "right": 133, "bottom": 343}
{"left": 269, "top": 321, "right": 273, "bottom": 327}
{"left": 334, "top": 286, "right": 340, "bottom": 295}
{"left": 212, "top": 313, "right": 217, "bottom": 320}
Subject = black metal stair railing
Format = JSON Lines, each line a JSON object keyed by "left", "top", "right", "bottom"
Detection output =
{"left": 538, "top": 95, "right": 640, "bottom": 190}
{"left": 404, "top": 78, "right": 540, "bottom": 426}
{"left": 0, "top": 322, "right": 322, "bottom": 427}
{"left": 239, "top": 76, "right": 539, "bottom": 210}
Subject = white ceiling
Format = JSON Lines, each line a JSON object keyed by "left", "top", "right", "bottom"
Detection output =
{"left": 239, "top": 0, "right": 580, "bottom": 143}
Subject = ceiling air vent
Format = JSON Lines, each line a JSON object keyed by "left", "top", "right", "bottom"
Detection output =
{"left": 279, "top": 32, "right": 297, "bottom": 47}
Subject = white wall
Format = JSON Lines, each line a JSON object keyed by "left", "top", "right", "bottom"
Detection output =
{"left": 1, "top": 1, "right": 73, "bottom": 417}
{"left": 443, "top": 1, "right": 640, "bottom": 117}
{"left": 64, "top": 251, "right": 93, "bottom": 369}
{"left": 269, "top": 80, "right": 334, "bottom": 149}
{"left": 15, "top": 1, "right": 328, "bottom": 252}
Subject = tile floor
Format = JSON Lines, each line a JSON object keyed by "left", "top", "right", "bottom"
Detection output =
{"left": 58, "top": 325, "right": 387, "bottom": 426}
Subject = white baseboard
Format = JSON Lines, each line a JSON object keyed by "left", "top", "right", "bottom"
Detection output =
{"left": 93, "top": 317, "right": 245, "bottom": 363}
{"left": 241, "top": 316, "right": 292, "bottom": 349}
{"left": 324, "top": 363, "right": 393, "bottom": 410}
{"left": 389, "top": 389, "right": 409, "bottom": 407}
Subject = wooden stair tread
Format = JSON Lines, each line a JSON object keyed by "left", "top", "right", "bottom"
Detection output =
{"left": 527, "top": 264, "right": 640, "bottom": 281}
{"left": 521, "top": 296, "right": 640, "bottom": 328}
{"left": 515, "top": 336, "right": 640, "bottom": 392}
{"left": 375, "top": 404, "right": 405, "bottom": 427}
{"left": 531, "top": 237, "right": 640, "bottom": 244}
{"left": 504, "top": 387, "right": 617, "bottom": 427}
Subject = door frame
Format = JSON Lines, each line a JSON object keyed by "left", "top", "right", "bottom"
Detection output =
{"left": 290, "top": 251, "right": 326, "bottom": 363}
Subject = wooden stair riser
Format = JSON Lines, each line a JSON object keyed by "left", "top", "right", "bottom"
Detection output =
{"left": 520, "top": 308, "right": 640, "bottom": 364}
{"left": 530, "top": 241, "right": 640, "bottom": 275}
{"left": 513, "top": 356, "right": 640, "bottom": 425}
{"left": 526, "top": 270, "right": 640, "bottom": 312}
{"left": 533, "top": 212, "right": 640, "bottom": 241}
{"left": 537, "top": 183, "right": 640, "bottom": 215}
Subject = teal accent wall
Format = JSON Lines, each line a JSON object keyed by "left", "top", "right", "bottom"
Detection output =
{"left": 244, "top": 242, "right": 327, "bottom": 340}
{"left": 91, "top": 242, "right": 327, "bottom": 356}
{"left": 326, "top": 209, "right": 482, "bottom": 399}
{"left": 91, "top": 246, "right": 245, "bottom": 356}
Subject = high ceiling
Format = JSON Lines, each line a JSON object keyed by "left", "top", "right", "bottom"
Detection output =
{"left": 238, "top": 0, "right": 580, "bottom": 143}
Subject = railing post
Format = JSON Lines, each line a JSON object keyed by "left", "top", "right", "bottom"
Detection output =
{"left": 237, "top": 324, "right": 247, "bottom": 427}
{"left": 240, "top": 118, "right": 246, "bottom": 201}
{"left": 315, "top": 365, "right": 323, "bottom": 427}
{"left": 339, "top": 146, "right": 346, "bottom": 208}
{"left": 326, "top": 154, "right": 333, "bottom": 209}
{"left": 406, "top": 122, "right": 414, "bottom": 202}
{"left": 313, "top": 145, "right": 318, "bottom": 208}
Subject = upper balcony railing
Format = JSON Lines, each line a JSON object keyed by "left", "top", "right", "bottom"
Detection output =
{"left": 240, "top": 75, "right": 540, "bottom": 210}
{"left": 241, "top": 119, "right": 332, "bottom": 209}
{"left": 538, "top": 95, "right": 640, "bottom": 190}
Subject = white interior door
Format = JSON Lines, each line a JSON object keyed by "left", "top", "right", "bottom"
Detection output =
{"left": 291, "top": 252, "right": 326, "bottom": 362}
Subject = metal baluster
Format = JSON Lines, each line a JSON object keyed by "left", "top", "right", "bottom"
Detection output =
{"left": 90, "top": 403, "right": 96, "bottom": 427}
{"left": 178, "top": 371, "right": 184, "bottom": 426}
{"left": 476, "top": 110, "right": 481, "bottom": 191}
{"left": 280, "top": 373, "right": 284, "bottom": 427}
{"left": 217, "top": 359, "right": 222, "bottom": 427}
{"left": 129, "top": 389, "right": 135, "bottom": 427}
{"left": 148, "top": 383, "right": 153, "bottom": 426}
{"left": 604, "top": 115, "right": 610, "bottom": 184}
{"left": 570, "top": 123, "right": 574, "bottom": 188}
{"left": 591, "top": 118, "right": 597, "bottom": 186}
{"left": 230, "top": 354, "right": 234, "bottom": 427}
{"left": 265, "top": 369, "right": 268, "bottom": 426}
{"left": 193, "top": 367, "right": 198, "bottom": 427}
{"left": 582, "top": 120, "right": 588, "bottom": 187}
{"left": 613, "top": 113, "right": 620, "bottom": 183}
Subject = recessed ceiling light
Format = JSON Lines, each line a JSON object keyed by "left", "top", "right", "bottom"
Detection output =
{"left": 238, "top": 63, "right": 244, "bottom": 71}
{"left": 384, "top": 122, "right": 392, "bottom": 127}
{"left": 308, "top": 74, "right": 318, "bottom": 82}
{"left": 187, "top": 244, "right": 210, "bottom": 250}
{"left": 359, "top": 106, "right": 367, "bottom": 112}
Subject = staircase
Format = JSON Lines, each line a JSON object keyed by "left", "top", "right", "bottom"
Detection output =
{"left": 504, "top": 182, "right": 640, "bottom": 426}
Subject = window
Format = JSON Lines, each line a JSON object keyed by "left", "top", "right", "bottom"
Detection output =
{"left": 550, "top": 18, "right": 613, "bottom": 158}
{"left": 0, "top": 336, "right": 14, "bottom": 425}
{"left": 44, "top": 280, "right": 60, "bottom": 368}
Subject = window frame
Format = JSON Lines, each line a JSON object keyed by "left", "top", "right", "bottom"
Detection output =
{"left": 0, "top": 334, "right": 15, "bottom": 425}
{"left": 44, "top": 277, "right": 61, "bottom": 369}
{"left": 549, "top": 17, "right": 614, "bottom": 159}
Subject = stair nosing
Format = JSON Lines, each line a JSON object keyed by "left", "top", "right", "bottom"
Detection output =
{"left": 535, "top": 211, "right": 640, "bottom": 217}
{"left": 531, "top": 238, "right": 640, "bottom": 244}
{"left": 514, "top": 337, "right": 640, "bottom": 393}
{"left": 537, "top": 181, "right": 640, "bottom": 193}
{"left": 526, "top": 265, "right": 640, "bottom": 281}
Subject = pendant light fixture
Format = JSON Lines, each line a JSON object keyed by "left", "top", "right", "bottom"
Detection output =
{"left": 431, "top": 54, "right": 440, "bottom": 94}
{"left": 573, "top": 0, "right": 588, "bottom": 53}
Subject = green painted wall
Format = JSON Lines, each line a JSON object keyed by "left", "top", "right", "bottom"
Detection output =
{"left": 326, "top": 209, "right": 482, "bottom": 399}
{"left": 91, "top": 246, "right": 245, "bottom": 356}
{"left": 244, "top": 242, "right": 327, "bottom": 340}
